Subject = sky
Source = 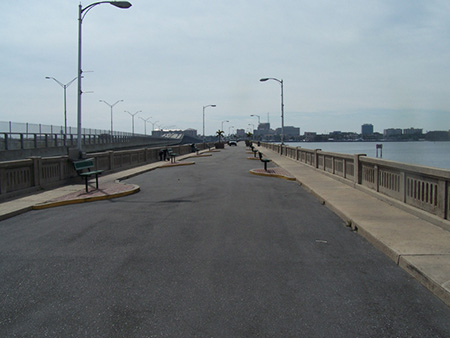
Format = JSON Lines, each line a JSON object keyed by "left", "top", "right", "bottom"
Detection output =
{"left": 1, "top": 0, "right": 450, "bottom": 136}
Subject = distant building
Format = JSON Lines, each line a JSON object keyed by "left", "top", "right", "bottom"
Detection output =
{"left": 258, "top": 123, "right": 271, "bottom": 131}
{"left": 304, "top": 132, "right": 317, "bottom": 142}
{"left": 275, "top": 126, "right": 300, "bottom": 137}
{"left": 254, "top": 123, "right": 274, "bottom": 138}
{"left": 236, "top": 129, "right": 246, "bottom": 138}
{"left": 403, "top": 128, "right": 423, "bottom": 135}
{"left": 425, "top": 131, "right": 450, "bottom": 141}
{"left": 361, "top": 124, "right": 374, "bottom": 135}
{"left": 183, "top": 128, "right": 197, "bottom": 137}
{"left": 384, "top": 128, "right": 402, "bottom": 137}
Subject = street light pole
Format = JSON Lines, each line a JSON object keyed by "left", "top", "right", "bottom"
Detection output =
{"left": 221, "top": 120, "right": 229, "bottom": 132}
{"left": 139, "top": 116, "right": 151, "bottom": 135}
{"left": 150, "top": 120, "right": 159, "bottom": 132}
{"left": 100, "top": 99, "right": 123, "bottom": 138}
{"left": 76, "top": 1, "right": 132, "bottom": 155}
{"left": 202, "top": 104, "right": 216, "bottom": 143}
{"left": 260, "top": 77, "right": 284, "bottom": 144}
{"left": 250, "top": 114, "right": 260, "bottom": 125}
{"left": 248, "top": 124, "right": 255, "bottom": 140}
{"left": 125, "top": 110, "right": 141, "bottom": 135}
{"left": 45, "top": 76, "right": 77, "bottom": 143}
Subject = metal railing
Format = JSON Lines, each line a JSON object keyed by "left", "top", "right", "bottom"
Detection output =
{"left": 0, "top": 121, "right": 141, "bottom": 151}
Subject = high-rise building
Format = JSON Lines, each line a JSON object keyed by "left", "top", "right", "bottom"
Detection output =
{"left": 361, "top": 124, "right": 374, "bottom": 135}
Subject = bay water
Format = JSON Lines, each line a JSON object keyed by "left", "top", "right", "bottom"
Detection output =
{"left": 283, "top": 141, "right": 450, "bottom": 170}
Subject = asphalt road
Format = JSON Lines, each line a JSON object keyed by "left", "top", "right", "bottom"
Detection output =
{"left": 1, "top": 144, "right": 449, "bottom": 337}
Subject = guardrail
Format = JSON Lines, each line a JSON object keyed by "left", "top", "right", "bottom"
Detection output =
{"left": 260, "top": 142, "right": 450, "bottom": 221}
{"left": 0, "top": 143, "right": 214, "bottom": 201}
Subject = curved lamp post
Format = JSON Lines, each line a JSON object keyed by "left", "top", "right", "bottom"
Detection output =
{"left": 125, "top": 110, "right": 141, "bottom": 135}
{"left": 250, "top": 114, "right": 260, "bottom": 125}
{"left": 202, "top": 104, "right": 216, "bottom": 143}
{"left": 45, "top": 76, "right": 77, "bottom": 142}
{"left": 221, "top": 120, "right": 229, "bottom": 132}
{"left": 76, "top": 1, "right": 132, "bottom": 154}
{"left": 260, "top": 77, "right": 284, "bottom": 144}
{"left": 99, "top": 99, "right": 123, "bottom": 138}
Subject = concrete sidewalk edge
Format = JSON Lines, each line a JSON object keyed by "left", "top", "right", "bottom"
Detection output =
{"left": 32, "top": 184, "right": 140, "bottom": 210}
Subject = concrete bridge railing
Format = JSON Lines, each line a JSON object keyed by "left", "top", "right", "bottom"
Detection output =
{"left": 261, "top": 142, "right": 450, "bottom": 222}
{"left": 0, "top": 142, "right": 213, "bottom": 201}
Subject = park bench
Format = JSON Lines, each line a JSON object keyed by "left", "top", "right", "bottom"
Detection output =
{"left": 72, "top": 158, "right": 104, "bottom": 192}
{"left": 167, "top": 148, "right": 178, "bottom": 163}
{"left": 191, "top": 144, "right": 200, "bottom": 154}
{"left": 258, "top": 151, "right": 272, "bottom": 171}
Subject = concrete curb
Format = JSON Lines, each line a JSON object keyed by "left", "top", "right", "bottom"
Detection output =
{"left": 159, "top": 161, "right": 196, "bottom": 168}
{"left": 0, "top": 206, "right": 33, "bottom": 222}
{"left": 249, "top": 168, "right": 296, "bottom": 181}
{"left": 32, "top": 184, "right": 141, "bottom": 210}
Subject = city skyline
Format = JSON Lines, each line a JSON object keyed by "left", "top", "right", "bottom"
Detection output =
{"left": 1, "top": 1, "right": 450, "bottom": 135}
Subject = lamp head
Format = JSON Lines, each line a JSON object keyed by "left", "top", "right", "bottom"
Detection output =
{"left": 260, "top": 78, "right": 269, "bottom": 82}
{"left": 110, "top": 1, "right": 132, "bottom": 9}
{"left": 211, "top": 105, "right": 216, "bottom": 107}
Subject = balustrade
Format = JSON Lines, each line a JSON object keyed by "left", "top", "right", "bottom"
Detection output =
{"left": 259, "top": 141, "right": 450, "bottom": 221}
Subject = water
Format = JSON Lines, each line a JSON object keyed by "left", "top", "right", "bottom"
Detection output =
{"left": 284, "top": 141, "right": 450, "bottom": 170}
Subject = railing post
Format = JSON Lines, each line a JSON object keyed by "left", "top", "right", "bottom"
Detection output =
{"left": 374, "top": 165, "right": 379, "bottom": 192}
{"left": 314, "top": 149, "right": 320, "bottom": 169}
{"left": 31, "top": 156, "right": 42, "bottom": 189}
{"left": 353, "top": 154, "right": 364, "bottom": 185}
{"left": 0, "top": 166, "right": 6, "bottom": 195}
{"left": 400, "top": 172, "right": 406, "bottom": 203}
{"left": 4, "top": 133, "right": 8, "bottom": 150}
{"left": 445, "top": 180, "right": 449, "bottom": 220}
{"left": 109, "top": 151, "right": 114, "bottom": 171}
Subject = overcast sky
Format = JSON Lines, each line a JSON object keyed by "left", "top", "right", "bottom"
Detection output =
{"left": 1, "top": 0, "right": 450, "bottom": 136}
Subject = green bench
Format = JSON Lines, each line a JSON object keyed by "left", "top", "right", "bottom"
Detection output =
{"left": 192, "top": 145, "right": 200, "bottom": 154}
{"left": 72, "top": 158, "right": 104, "bottom": 192}
{"left": 167, "top": 148, "right": 178, "bottom": 163}
{"left": 258, "top": 151, "right": 272, "bottom": 171}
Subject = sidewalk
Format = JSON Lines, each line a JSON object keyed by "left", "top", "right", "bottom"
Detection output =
{"left": 0, "top": 151, "right": 207, "bottom": 221}
{"left": 256, "top": 145, "right": 450, "bottom": 307}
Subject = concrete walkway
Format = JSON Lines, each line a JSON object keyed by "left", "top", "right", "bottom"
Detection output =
{"left": 0, "top": 151, "right": 209, "bottom": 220}
{"left": 0, "top": 145, "right": 449, "bottom": 307}
{"left": 255, "top": 145, "right": 450, "bottom": 307}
